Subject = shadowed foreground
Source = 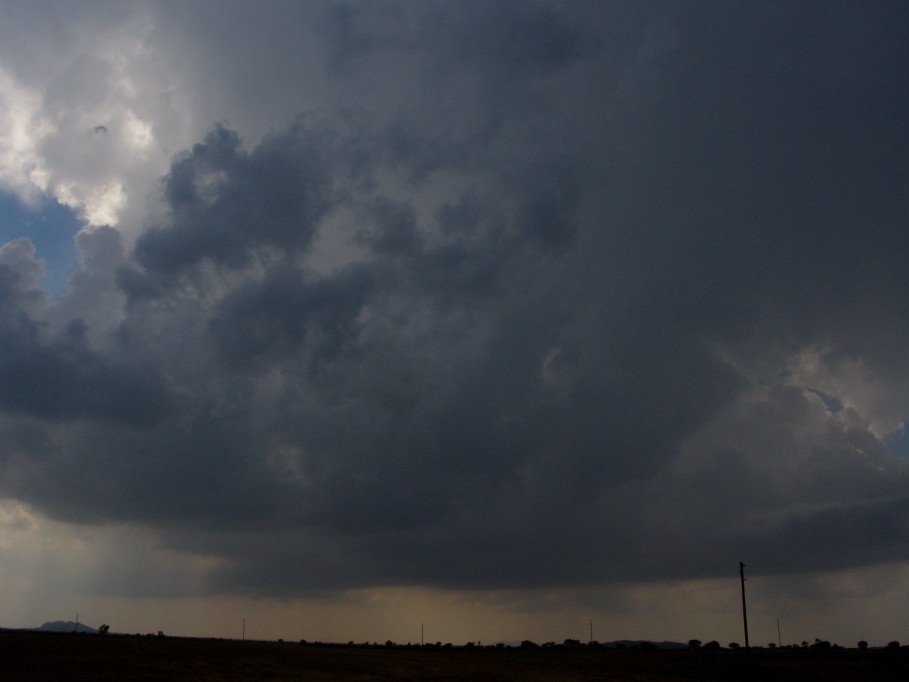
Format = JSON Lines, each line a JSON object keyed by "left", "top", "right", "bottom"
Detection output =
{"left": 2, "top": 632, "right": 909, "bottom": 681}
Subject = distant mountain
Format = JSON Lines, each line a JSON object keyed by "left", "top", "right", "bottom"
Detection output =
{"left": 36, "top": 621, "right": 97, "bottom": 634}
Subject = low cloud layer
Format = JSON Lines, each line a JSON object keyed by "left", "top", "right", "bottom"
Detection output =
{"left": 1, "top": 1, "right": 908, "bottom": 609}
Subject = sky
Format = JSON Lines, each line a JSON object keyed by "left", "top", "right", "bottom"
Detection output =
{"left": 1, "top": 0, "right": 908, "bottom": 647}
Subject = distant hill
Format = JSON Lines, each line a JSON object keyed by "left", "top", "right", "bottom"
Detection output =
{"left": 35, "top": 621, "right": 97, "bottom": 634}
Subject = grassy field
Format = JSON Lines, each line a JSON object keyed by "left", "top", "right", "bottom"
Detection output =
{"left": 2, "top": 631, "right": 909, "bottom": 681}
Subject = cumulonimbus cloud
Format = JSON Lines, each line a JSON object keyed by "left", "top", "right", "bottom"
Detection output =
{"left": 0, "top": 1, "right": 907, "bottom": 600}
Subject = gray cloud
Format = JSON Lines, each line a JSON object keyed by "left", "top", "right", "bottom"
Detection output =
{"left": 0, "top": 237, "right": 172, "bottom": 426}
{"left": 134, "top": 123, "right": 337, "bottom": 274}
{"left": 208, "top": 262, "right": 377, "bottom": 371}
{"left": 1, "top": 0, "right": 908, "bottom": 603}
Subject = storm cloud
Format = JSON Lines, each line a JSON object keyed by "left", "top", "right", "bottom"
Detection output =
{"left": 1, "top": 0, "right": 908, "bottom": 634}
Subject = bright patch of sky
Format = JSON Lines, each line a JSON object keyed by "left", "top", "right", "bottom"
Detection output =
{"left": 0, "top": 189, "right": 83, "bottom": 294}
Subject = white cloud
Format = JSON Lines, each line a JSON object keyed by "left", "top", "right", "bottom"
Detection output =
{"left": 787, "top": 346, "right": 909, "bottom": 438}
{"left": 0, "top": 65, "right": 53, "bottom": 200}
{"left": 0, "top": 5, "right": 191, "bottom": 232}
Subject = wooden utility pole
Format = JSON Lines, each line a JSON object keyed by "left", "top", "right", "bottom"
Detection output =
{"left": 739, "top": 562, "right": 750, "bottom": 650}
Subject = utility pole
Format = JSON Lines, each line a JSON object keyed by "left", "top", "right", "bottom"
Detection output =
{"left": 739, "top": 562, "right": 750, "bottom": 650}
{"left": 589, "top": 619, "right": 593, "bottom": 644}
{"left": 777, "top": 618, "right": 782, "bottom": 648}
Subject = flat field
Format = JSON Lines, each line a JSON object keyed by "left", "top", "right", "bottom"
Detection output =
{"left": 2, "top": 631, "right": 908, "bottom": 681}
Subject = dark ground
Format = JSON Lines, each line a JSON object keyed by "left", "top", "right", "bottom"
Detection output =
{"left": 2, "top": 631, "right": 909, "bottom": 681}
